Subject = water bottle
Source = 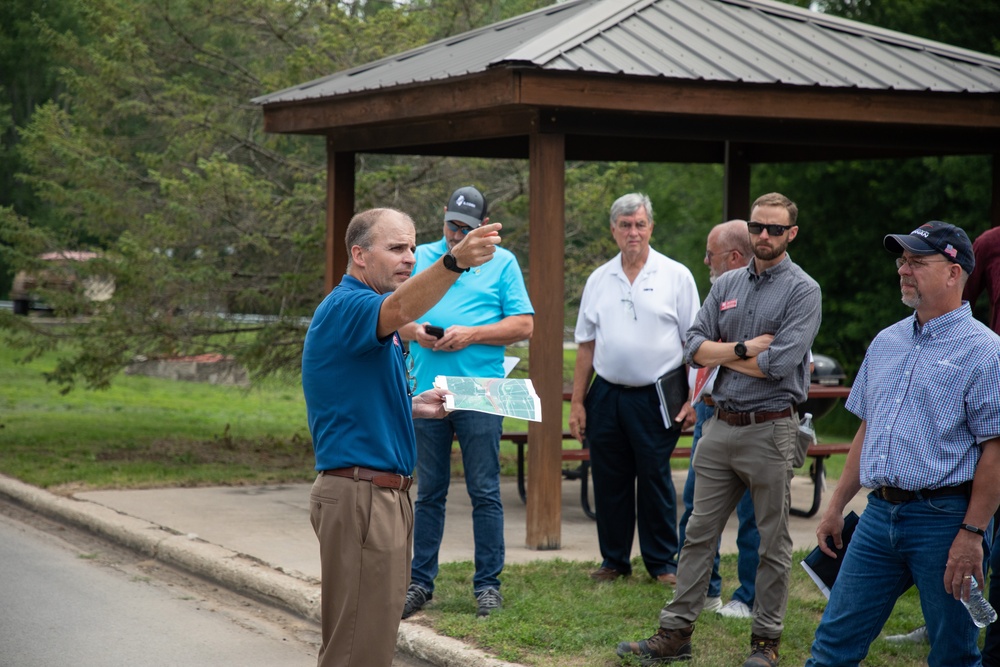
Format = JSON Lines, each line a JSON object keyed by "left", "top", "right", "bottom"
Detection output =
{"left": 799, "top": 412, "right": 817, "bottom": 445}
{"left": 964, "top": 576, "right": 998, "bottom": 628}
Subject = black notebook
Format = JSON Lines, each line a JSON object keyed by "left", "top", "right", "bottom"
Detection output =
{"left": 800, "top": 510, "right": 860, "bottom": 598}
{"left": 655, "top": 365, "right": 689, "bottom": 432}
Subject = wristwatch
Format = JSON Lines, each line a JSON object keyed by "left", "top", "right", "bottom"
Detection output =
{"left": 442, "top": 252, "right": 468, "bottom": 273}
{"left": 734, "top": 341, "right": 749, "bottom": 360}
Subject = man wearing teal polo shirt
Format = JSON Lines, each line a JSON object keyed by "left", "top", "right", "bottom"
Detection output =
{"left": 399, "top": 186, "right": 534, "bottom": 618}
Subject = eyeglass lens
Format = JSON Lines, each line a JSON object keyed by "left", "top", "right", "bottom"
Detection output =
{"left": 446, "top": 221, "right": 472, "bottom": 235}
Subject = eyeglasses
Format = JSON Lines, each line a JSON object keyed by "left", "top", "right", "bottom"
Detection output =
{"left": 705, "top": 248, "right": 738, "bottom": 262}
{"left": 446, "top": 221, "right": 473, "bottom": 235}
{"left": 895, "top": 257, "right": 952, "bottom": 271}
{"left": 747, "top": 222, "right": 793, "bottom": 236}
{"left": 403, "top": 351, "right": 416, "bottom": 397}
{"left": 621, "top": 296, "right": 637, "bottom": 321}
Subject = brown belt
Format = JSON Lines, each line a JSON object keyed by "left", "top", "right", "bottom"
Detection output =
{"left": 702, "top": 396, "right": 716, "bottom": 407}
{"left": 716, "top": 406, "right": 794, "bottom": 427}
{"left": 322, "top": 466, "right": 413, "bottom": 491}
{"left": 876, "top": 482, "right": 971, "bottom": 504}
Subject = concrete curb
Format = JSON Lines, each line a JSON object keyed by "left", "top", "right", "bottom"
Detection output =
{"left": 0, "top": 474, "right": 525, "bottom": 667}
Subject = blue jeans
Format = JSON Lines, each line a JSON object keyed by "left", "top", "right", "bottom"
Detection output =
{"left": 411, "top": 412, "right": 504, "bottom": 594}
{"left": 983, "top": 522, "right": 1000, "bottom": 667}
{"left": 679, "top": 401, "right": 759, "bottom": 603}
{"left": 807, "top": 493, "right": 987, "bottom": 667}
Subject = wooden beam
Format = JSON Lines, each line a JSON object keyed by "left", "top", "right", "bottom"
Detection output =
{"left": 517, "top": 73, "right": 1000, "bottom": 129}
{"left": 327, "top": 146, "right": 355, "bottom": 293}
{"left": 526, "top": 129, "right": 565, "bottom": 550}
{"left": 724, "top": 142, "right": 751, "bottom": 222}
{"left": 262, "top": 69, "right": 1000, "bottom": 137}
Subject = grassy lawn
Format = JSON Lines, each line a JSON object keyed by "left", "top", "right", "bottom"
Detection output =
{"left": 0, "top": 343, "right": 938, "bottom": 666}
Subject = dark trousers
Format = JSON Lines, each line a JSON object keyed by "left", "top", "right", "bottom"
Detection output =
{"left": 585, "top": 375, "right": 680, "bottom": 577}
{"left": 984, "top": 509, "right": 1000, "bottom": 667}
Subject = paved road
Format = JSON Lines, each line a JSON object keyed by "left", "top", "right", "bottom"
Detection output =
{"left": 0, "top": 500, "right": 433, "bottom": 667}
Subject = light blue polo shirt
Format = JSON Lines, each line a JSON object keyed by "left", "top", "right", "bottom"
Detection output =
{"left": 301, "top": 274, "right": 416, "bottom": 475}
{"left": 410, "top": 238, "right": 533, "bottom": 393}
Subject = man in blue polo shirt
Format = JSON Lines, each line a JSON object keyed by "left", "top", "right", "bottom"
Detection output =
{"left": 399, "top": 186, "right": 534, "bottom": 619}
{"left": 302, "top": 207, "right": 501, "bottom": 667}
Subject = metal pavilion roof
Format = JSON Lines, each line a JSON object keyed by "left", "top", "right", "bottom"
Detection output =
{"left": 254, "top": 0, "right": 1000, "bottom": 106}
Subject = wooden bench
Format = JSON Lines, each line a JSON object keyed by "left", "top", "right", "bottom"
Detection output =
{"left": 507, "top": 433, "right": 851, "bottom": 520}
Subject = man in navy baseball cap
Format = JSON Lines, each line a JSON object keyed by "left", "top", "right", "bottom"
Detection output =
{"left": 884, "top": 220, "right": 975, "bottom": 274}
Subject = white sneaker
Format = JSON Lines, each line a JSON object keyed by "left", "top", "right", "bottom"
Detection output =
{"left": 716, "top": 599, "right": 752, "bottom": 619}
{"left": 884, "top": 626, "right": 928, "bottom": 644}
{"left": 703, "top": 596, "right": 722, "bottom": 613}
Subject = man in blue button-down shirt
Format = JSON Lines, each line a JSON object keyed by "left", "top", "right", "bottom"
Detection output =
{"left": 807, "top": 221, "right": 1000, "bottom": 667}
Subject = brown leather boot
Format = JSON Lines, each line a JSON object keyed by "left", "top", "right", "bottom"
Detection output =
{"left": 743, "top": 633, "right": 780, "bottom": 667}
{"left": 616, "top": 625, "right": 694, "bottom": 664}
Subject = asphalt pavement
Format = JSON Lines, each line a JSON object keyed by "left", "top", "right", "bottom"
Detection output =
{"left": 0, "top": 470, "right": 868, "bottom": 667}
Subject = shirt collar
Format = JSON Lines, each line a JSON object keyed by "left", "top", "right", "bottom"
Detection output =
{"left": 745, "top": 253, "right": 792, "bottom": 281}
{"left": 910, "top": 301, "right": 971, "bottom": 337}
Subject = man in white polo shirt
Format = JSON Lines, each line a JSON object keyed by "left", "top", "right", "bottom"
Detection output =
{"left": 569, "top": 192, "right": 699, "bottom": 586}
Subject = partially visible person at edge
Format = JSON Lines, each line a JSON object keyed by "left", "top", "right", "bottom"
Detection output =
{"left": 569, "top": 192, "right": 700, "bottom": 587}
{"left": 678, "top": 218, "right": 760, "bottom": 620}
{"left": 301, "top": 207, "right": 501, "bottom": 667}
{"left": 617, "top": 192, "right": 821, "bottom": 667}
{"left": 962, "top": 226, "right": 1000, "bottom": 667}
{"left": 398, "top": 186, "right": 534, "bottom": 619}
{"left": 805, "top": 221, "right": 1000, "bottom": 667}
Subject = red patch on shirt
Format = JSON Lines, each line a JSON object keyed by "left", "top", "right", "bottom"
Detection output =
{"left": 720, "top": 299, "right": 738, "bottom": 311}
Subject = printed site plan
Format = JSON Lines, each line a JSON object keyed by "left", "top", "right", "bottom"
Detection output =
{"left": 432, "top": 376, "right": 542, "bottom": 422}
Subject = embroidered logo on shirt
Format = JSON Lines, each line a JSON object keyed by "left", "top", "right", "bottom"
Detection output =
{"left": 721, "top": 299, "right": 738, "bottom": 311}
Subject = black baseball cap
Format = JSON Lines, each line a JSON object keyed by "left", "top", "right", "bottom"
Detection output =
{"left": 444, "top": 186, "right": 487, "bottom": 228}
{"left": 883, "top": 221, "right": 975, "bottom": 274}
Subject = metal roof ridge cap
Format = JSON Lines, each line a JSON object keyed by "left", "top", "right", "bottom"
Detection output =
{"left": 494, "top": 0, "right": 656, "bottom": 66}
{"left": 719, "top": 0, "right": 1000, "bottom": 69}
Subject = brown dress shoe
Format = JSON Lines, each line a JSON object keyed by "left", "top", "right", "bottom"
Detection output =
{"left": 590, "top": 566, "right": 628, "bottom": 582}
{"left": 656, "top": 572, "right": 677, "bottom": 585}
{"left": 616, "top": 625, "right": 694, "bottom": 664}
{"left": 743, "top": 634, "right": 780, "bottom": 667}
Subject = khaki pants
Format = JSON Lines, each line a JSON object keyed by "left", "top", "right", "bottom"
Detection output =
{"left": 310, "top": 473, "right": 413, "bottom": 667}
{"left": 660, "top": 413, "right": 796, "bottom": 638}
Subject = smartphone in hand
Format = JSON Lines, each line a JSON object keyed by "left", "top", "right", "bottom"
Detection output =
{"left": 425, "top": 325, "right": 445, "bottom": 339}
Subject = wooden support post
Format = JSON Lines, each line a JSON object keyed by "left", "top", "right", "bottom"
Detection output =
{"left": 526, "top": 129, "right": 565, "bottom": 550}
{"left": 723, "top": 141, "right": 751, "bottom": 222}
{"left": 326, "top": 144, "right": 355, "bottom": 293}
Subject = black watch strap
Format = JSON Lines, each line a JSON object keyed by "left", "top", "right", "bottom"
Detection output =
{"left": 442, "top": 252, "right": 468, "bottom": 273}
{"left": 961, "top": 523, "right": 987, "bottom": 537}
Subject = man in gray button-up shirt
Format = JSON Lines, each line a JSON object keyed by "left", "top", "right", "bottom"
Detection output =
{"left": 617, "top": 192, "right": 821, "bottom": 667}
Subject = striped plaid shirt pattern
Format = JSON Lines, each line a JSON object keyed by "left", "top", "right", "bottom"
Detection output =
{"left": 847, "top": 303, "right": 1000, "bottom": 490}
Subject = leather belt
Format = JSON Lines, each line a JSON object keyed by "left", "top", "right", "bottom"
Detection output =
{"left": 716, "top": 406, "right": 794, "bottom": 427}
{"left": 702, "top": 396, "right": 716, "bottom": 407}
{"left": 876, "top": 481, "right": 971, "bottom": 504}
{"left": 322, "top": 466, "right": 413, "bottom": 491}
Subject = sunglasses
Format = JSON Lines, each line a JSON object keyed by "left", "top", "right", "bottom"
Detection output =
{"left": 747, "top": 221, "right": 794, "bottom": 236}
{"left": 446, "top": 221, "right": 474, "bottom": 235}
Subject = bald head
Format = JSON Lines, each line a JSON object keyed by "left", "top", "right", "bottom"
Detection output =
{"left": 705, "top": 219, "right": 752, "bottom": 282}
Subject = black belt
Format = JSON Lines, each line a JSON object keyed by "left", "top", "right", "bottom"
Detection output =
{"left": 322, "top": 466, "right": 414, "bottom": 491}
{"left": 715, "top": 406, "right": 794, "bottom": 427}
{"left": 875, "top": 481, "right": 971, "bottom": 504}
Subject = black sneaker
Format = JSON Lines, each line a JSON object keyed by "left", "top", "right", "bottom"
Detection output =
{"left": 475, "top": 587, "right": 502, "bottom": 617}
{"left": 402, "top": 584, "right": 431, "bottom": 619}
